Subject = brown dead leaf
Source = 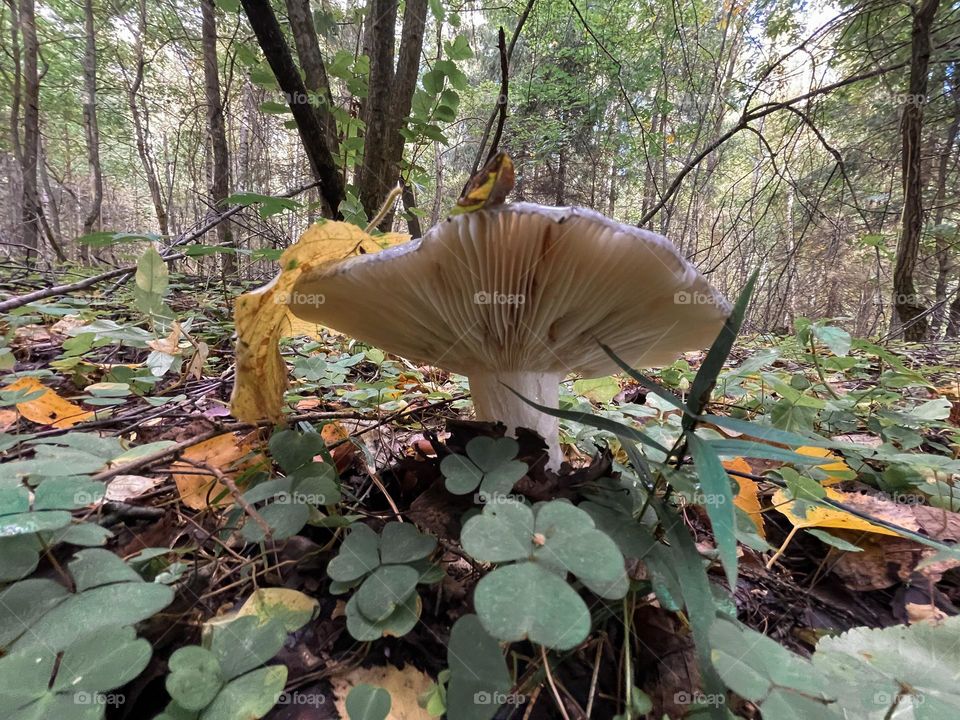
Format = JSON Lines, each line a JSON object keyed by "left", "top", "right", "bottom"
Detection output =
{"left": 5, "top": 376, "right": 94, "bottom": 428}
{"left": 0, "top": 408, "right": 17, "bottom": 432}
{"left": 147, "top": 321, "right": 182, "bottom": 355}
{"left": 331, "top": 665, "right": 433, "bottom": 720}
{"left": 171, "top": 432, "right": 266, "bottom": 509}
{"left": 186, "top": 341, "right": 209, "bottom": 380}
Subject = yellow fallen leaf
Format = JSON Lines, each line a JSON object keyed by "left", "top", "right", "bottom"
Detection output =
{"left": 229, "top": 222, "right": 408, "bottom": 424}
{"left": 768, "top": 486, "right": 912, "bottom": 568}
{"left": 331, "top": 664, "right": 434, "bottom": 720}
{"left": 722, "top": 457, "right": 765, "bottom": 538}
{"left": 171, "top": 432, "right": 265, "bottom": 510}
{"left": 233, "top": 588, "right": 318, "bottom": 631}
{"left": 5, "top": 376, "right": 94, "bottom": 428}
{"left": 796, "top": 446, "right": 854, "bottom": 485}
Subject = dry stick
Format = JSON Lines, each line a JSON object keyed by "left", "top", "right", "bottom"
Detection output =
{"left": 0, "top": 179, "right": 320, "bottom": 313}
{"left": 541, "top": 646, "right": 573, "bottom": 720}
{"left": 483, "top": 29, "right": 510, "bottom": 165}
{"left": 468, "top": 0, "right": 536, "bottom": 177}
{"left": 196, "top": 460, "right": 272, "bottom": 539}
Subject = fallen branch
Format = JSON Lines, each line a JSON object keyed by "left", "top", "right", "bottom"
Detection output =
{"left": 0, "top": 179, "right": 320, "bottom": 313}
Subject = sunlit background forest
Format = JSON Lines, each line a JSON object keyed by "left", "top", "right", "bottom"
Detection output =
{"left": 2, "top": 0, "right": 957, "bottom": 339}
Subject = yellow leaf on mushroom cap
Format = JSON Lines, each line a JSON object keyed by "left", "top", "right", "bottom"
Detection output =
{"left": 229, "top": 222, "right": 408, "bottom": 424}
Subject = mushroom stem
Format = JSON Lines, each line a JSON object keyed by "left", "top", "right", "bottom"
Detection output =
{"left": 468, "top": 370, "right": 564, "bottom": 470}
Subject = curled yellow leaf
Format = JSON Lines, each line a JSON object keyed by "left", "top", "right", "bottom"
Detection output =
{"left": 229, "top": 222, "right": 408, "bottom": 424}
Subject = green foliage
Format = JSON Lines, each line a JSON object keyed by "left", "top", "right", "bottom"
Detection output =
{"left": 439, "top": 436, "right": 527, "bottom": 498}
{"left": 461, "top": 498, "right": 627, "bottom": 649}
{"left": 327, "top": 521, "right": 440, "bottom": 641}
{"left": 345, "top": 684, "right": 391, "bottom": 720}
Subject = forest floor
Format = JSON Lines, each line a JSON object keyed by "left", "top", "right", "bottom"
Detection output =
{"left": 2, "top": 268, "right": 960, "bottom": 719}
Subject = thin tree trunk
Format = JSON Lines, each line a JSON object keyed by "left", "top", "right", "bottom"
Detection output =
{"left": 357, "top": 0, "right": 428, "bottom": 227}
{"left": 128, "top": 0, "right": 169, "bottom": 237}
{"left": 929, "top": 64, "right": 958, "bottom": 338}
{"left": 891, "top": 0, "right": 939, "bottom": 341}
{"left": 201, "top": 0, "right": 236, "bottom": 276}
{"left": 80, "top": 0, "right": 102, "bottom": 263}
{"left": 241, "top": 0, "right": 345, "bottom": 215}
{"left": 18, "top": 0, "right": 40, "bottom": 263}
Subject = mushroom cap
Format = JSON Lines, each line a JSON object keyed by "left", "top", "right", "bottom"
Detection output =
{"left": 290, "top": 203, "right": 730, "bottom": 377}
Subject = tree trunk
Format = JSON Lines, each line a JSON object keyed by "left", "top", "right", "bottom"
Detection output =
{"left": 201, "top": 0, "right": 236, "bottom": 276}
{"left": 928, "top": 64, "right": 958, "bottom": 338}
{"left": 80, "top": 0, "right": 102, "bottom": 262}
{"left": 128, "top": 0, "right": 169, "bottom": 237}
{"left": 241, "top": 0, "right": 345, "bottom": 216}
{"left": 18, "top": 0, "right": 40, "bottom": 263}
{"left": 285, "top": 0, "right": 339, "bottom": 155}
{"left": 891, "top": 0, "right": 939, "bottom": 341}
{"left": 357, "top": 0, "right": 428, "bottom": 227}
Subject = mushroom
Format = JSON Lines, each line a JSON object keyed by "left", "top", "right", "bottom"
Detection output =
{"left": 288, "top": 203, "right": 730, "bottom": 469}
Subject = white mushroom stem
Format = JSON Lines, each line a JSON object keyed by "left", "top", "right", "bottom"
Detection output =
{"left": 468, "top": 370, "right": 564, "bottom": 470}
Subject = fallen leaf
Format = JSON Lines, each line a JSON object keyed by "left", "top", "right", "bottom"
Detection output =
{"left": 147, "top": 321, "right": 182, "bottom": 355}
{"left": 4, "top": 376, "right": 94, "bottom": 428}
{"left": 229, "top": 222, "right": 408, "bottom": 424}
{"left": 330, "top": 665, "right": 434, "bottom": 720}
{"left": 773, "top": 487, "right": 913, "bottom": 537}
{"left": 171, "top": 432, "right": 266, "bottom": 509}
{"left": 0, "top": 408, "right": 17, "bottom": 431}
{"left": 105, "top": 474, "right": 165, "bottom": 502}
{"left": 723, "top": 457, "right": 765, "bottom": 537}
{"left": 233, "top": 588, "right": 318, "bottom": 631}
{"left": 796, "top": 446, "right": 854, "bottom": 485}
{"left": 186, "top": 341, "right": 209, "bottom": 380}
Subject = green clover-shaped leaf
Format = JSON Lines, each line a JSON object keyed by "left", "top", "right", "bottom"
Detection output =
{"left": 356, "top": 565, "right": 419, "bottom": 622}
{"left": 461, "top": 499, "right": 534, "bottom": 562}
{"left": 166, "top": 646, "right": 224, "bottom": 711}
{"left": 474, "top": 563, "right": 590, "bottom": 650}
{"left": 440, "top": 437, "right": 527, "bottom": 498}
{"left": 378, "top": 522, "right": 436, "bottom": 564}
{"left": 345, "top": 592, "right": 420, "bottom": 641}
{"left": 327, "top": 523, "right": 380, "bottom": 582}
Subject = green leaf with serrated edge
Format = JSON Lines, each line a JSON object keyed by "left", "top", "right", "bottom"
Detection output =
{"left": 683, "top": 270, "right": 757, "bottom": 433}
{"left": 446, "top": 615, "right": 511, "bottom": 720}
{"left": 327, "top": 523, "right": 380, "bottom": 582}
{"left": 378, "top": 522, "right": 436, "bottom": 564}
{"left": 461, "top": 499, "right": 534, "bottom": 563}
{"left": 649, "top": 498, "right": 725, "bottom": 718}
{"left": 345, "top": 683, "right": 391, "bottom": 720}
{"left": 687, "top": 434, "right": 737, "bottom": 589}
{"left": 473, "top": 562, "right": 589, "bottom": 650}
{"left": 356, "top": 565, "right": 419, "bottom": 622}
{"left": 166, "top": 646, "right": 224, "bottom": 711}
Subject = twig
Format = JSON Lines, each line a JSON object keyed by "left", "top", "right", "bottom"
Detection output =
{"left": 197, "top": 460, "right": 272, "bottom": 539}
{"left": 541, "top": 646, "right": 572, "bottom": 720}
{"left": 468, "top": 0, "right": 536, "bottom": 176}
